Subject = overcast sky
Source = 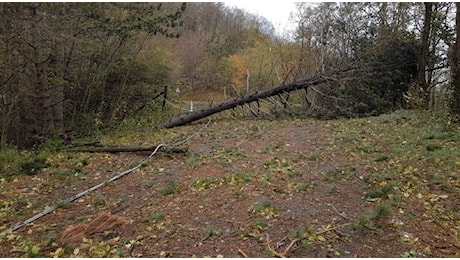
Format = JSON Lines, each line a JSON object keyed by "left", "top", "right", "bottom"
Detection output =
{"left": 223, "top": 1, "right": 297, "bottom": 36}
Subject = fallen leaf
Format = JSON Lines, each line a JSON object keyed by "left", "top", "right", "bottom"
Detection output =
{"left": 52, "top": 247, "right": 64, "bottom": 257}
{"left": 317, "top": 235, "right": 326, "bottom": 242}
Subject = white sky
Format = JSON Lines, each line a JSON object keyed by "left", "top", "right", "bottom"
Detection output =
{"left": 223, "top": 1, "right": 297, "bottom": 36}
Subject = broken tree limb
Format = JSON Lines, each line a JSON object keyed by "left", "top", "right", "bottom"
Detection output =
{"left": 64, "top": 145, "right": 188, "bottom": 154}
{"left": 157, "top": 75, "right": 330, "bottom": 129}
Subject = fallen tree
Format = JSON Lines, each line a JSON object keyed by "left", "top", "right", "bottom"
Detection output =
{"left": 157, "top": 74, "right": 330, "bottom": 129}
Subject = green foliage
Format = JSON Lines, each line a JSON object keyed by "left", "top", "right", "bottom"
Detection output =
{"left": 425, "top": 144, "right": 442, "bottom": 151}
{"left": 250, "top": 199, "right": 270, "bottom": 212}
{"left": 144, "top": 210, "right": 166, "bottom": 223}
{"left": 0, "top": 148, "right": 22, "bottom": 178}
{"left": 294, "top": 3, "right": 421, "bottom": 118}
{"left": 352, "top": 204, "right": 391, "bottom": 230}
{"left": 161, "top": 180, "right": 179, "bottom": 195}
{"left": 263, "top": 157, "right": 297, "bottom": 176}
{"left": 186, "top": 153, "right": 203, "bottom": 169}
{"left": 203, "top": 225, "right": 221, "bottom": 240}
{"left": 324, "top": 168, "right": 356, "bottom": 181}
{"left": 371, "top": 204, "right": 391, "bottom": 219}
{"left": 12, "top": 240, "right": 42, "bottom": 257}
{"left": 144, "top": 179, "right": 155, "bottom": 188}
{"left": 249, "top": 219, "right": 268, "bottom": 231}
{"left": 294, "top": 182, "right": 310, "bottom": 192}
{"left": 191, "top": 177, "right": 225, "bottom": 191}
{"left": 365, "top": 184, "right": 394, "bottom": 199}
{"left": 214, "top": 147, "right": 247, "bottom": 166}
{"left": 18, "top": 155, "right": 49, "bottom": 175}
{"left": 250, "top": 198, "right": 277, "bottom": 218}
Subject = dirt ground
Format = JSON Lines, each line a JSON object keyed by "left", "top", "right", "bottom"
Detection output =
{"left": 0, "top": 117, "right": 459, "bottom": 257}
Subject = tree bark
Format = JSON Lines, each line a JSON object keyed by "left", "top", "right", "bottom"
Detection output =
{"left": 417, "top": 3, "right": 432, "bottom": 109}
{"left": 30, "top": 4, "right": 55, "bottom": 136}
{"left": 52, "top": 42, "right": 65, "bottom": 133}
{"left": 453, "top": 3, "right": 460, "bottom": 115}
{"left": 157, "top": 75, "right": 330, "bottom": 129}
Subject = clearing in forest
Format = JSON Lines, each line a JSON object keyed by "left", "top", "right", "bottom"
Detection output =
{"left": 0, "top": 110, "right": 459, "bottom": 257}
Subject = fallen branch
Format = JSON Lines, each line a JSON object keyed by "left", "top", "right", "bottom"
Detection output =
{"left": 237, "top": 248, "right": 249, "bottom": 258}
{"left": 331, "top": 204, "right": 351, "bottom": 220}
{"left": 317, "top": 223, "right": 352, "bottom": 234}
{"left": 266, "top": 234, "right": 285, "bottom": 258}
{"left": 63, "top": 145, "right": 187, "bottom": 154}
{"left": 266, "top": 234, "right": 300, "bottom": 258}
{"left": 282, "top": 238, "right": 301, "bottom": 256}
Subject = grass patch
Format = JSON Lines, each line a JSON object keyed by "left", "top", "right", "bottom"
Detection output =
{"left": 374, "top": 155, "right": 390, "bottom": 162}
{"left": 161, "top": 180, "right": 179, "bottom": 195}
{"left": 250, "top": 198, "right": 277, "bottom": 218}
{"left": 186, "top": 153, "right": 204, "bottom": 169}
{"left": 0, "top": 147, "right": 25, "bottom": 179}
{"left": 263, "top": 157, "right": 298, "bottom": 176}
{"left": 249, "top": 219, "right": 268, "bottom": 231}
{"left": 191, "top": 177, "right": 225, "bottom": 191}
{"left": 262, "top": 141, "right": 285, "bottom": 153}
{"left": 18, "top": 155, "right": 49, "bottom": 175}
{"left": 52, "top": 169, "right": 84, "bottom": 179}
{"left": 324, "top": 168, "right": 356, "bottom": 182}
{"left": 144, "top": 210, "right": 165, "bottom": 223}
{"left": 353, "top": 204, "right": 391, "bottom": 230}
{"left": 365, "top": 183, "right": 394, "bottom": 199}
{"left": 292, "top": 182, "right": 310, "bottom": 192}
{"left": 425, "top": 144, "right": 442, "bottom": 152}
{"left": 214, "top": 147, "right": 247, "bottom": 167}
{"left": 144, "top": 180, "right": 155, "bottom": 188}
{"left": 191, "top": 172, "right": 252, "bottom": 191}
{"left": 203, "top": 225, "right": 221, "bottom": 240}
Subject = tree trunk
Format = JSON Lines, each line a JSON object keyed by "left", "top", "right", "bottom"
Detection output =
{"left": 52, "top": 43, "right": 65, "bottom": 132}
{"left": 34, "top": 61, "right": 55, "bottom": 135}
{"left": 453, "top": 3, "right": 460, "bottom": 115}
{"left": 157, "top": 75, "right": 330, "bottom": 129}
{"left": 418, "top": 2, "right": 432, "bottom": 108}
{"left": 30, "top": 4, "right": 55, "bottom": 136}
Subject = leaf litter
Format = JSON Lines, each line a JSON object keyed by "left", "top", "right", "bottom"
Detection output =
{"left": 0, "top": 112, "right": 459, "bottom": 257}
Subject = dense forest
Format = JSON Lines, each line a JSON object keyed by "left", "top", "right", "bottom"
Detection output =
{"left": 1, "top": 2, "right": 459, "bottom": 148}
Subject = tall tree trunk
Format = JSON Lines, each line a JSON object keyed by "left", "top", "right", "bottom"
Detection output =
{"left": 452, "top": 3, "right": 460, "bottom": 115}
{"left": 52, "top": 43, "right": 65, "bottom": 132}
{"left": 418, "top": 2, "right": 432, "bottom": 109}
{"left": 30, "top": 4, "right": 55, "bottom": 136}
